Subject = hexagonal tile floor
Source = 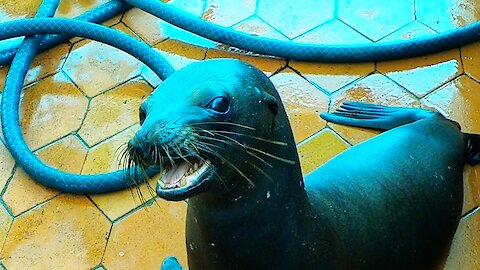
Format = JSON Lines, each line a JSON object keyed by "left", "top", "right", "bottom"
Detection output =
{"left": 0, "top": 0, "right": 479, "bottom": 269}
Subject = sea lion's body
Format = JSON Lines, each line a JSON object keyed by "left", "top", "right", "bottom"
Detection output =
{"left": 129, "top": 59, "right": 474, "bottom": 270}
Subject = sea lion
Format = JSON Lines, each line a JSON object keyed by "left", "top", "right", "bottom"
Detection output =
{"left": 127, "top": 58, "right": 479, "bottom": 270}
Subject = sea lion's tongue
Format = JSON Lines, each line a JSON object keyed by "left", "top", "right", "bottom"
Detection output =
{"left": 163, "top": 161, "right": 192, "bottom": 188}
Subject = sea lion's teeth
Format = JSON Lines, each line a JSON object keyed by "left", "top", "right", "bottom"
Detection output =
{"left": 158, "top": 179, "right": 166, "bottom": 189}
{"left": 181, "top": 176, "right": 187, "bottom": 187}
{"left": 193, "top": 163, "right": 199, "bottom": 171}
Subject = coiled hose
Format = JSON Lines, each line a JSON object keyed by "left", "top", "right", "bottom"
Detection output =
{"left": 1, "top": 0, "right": 480, "bottom": 193}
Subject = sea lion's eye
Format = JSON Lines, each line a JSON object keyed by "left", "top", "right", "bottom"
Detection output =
{"left": 139, "top": 107, "right": 147, "bottom": 125}
{"left": 208, "top": 97, "right": 230, "bottom": 113}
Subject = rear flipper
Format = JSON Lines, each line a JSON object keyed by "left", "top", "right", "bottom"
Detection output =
{"left": 320, "top": 101, "right": 440, "bottom": 131}
{"left": 321, "top": 101, "right": 480, "bottom": 166}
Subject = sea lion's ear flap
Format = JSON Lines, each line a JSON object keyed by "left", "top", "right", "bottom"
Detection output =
{"left": 263, "top": 92, "right": 278, "bottom": 115}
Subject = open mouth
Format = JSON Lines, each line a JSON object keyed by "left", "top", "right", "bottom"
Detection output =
{"left": 156, "top": 157, "right": 214, "bottom": 201}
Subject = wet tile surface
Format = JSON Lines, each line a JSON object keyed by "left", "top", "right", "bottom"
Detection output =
{"left": 0, "top": 0, "right": 479, "bottom": 269}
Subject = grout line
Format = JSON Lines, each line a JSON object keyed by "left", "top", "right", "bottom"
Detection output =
{"left": 14, "top": 192, "right": 63, "bottom": 219}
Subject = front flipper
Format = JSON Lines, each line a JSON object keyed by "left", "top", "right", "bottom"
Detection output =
{"left": 321, "top": 102, "right": 438, "bottom": 131}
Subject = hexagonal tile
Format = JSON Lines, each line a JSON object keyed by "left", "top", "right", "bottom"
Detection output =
{"left": 62, "top": 23, "right": 143, "bottom": 97}
{"left": 3, "top": 135, "right": 87, "bottom": 216}
{"left": 269, "top": 70, "right": 329, "bottom": 143}
{"left": 123, "top": 0, "right": 214, "bottom": 47}
{"left": 83, "top": 126, "right": 161, "bottom": 221}
{"left": 0, "top": 142, "right": 15, "bottom": 191}
{"left": 103, "top": 201, "right": 187, "bottom": 269}
{"left": 443, "top": 209, "right": 480, "bottom": 270}
{"left": 0, "top": 43, "right": 70, "bottom": 90}
{"left": 379, "top": 20, "right": 437, "bottom": 42}
{"left": 1, "top": 194, "right": 111, "bottom": 269}
{"left": 0, "top": 204, "right": 12, "bottom": 250}
{"left": 461, "top": 42, "right": 480, "bottom": 82}
{"left": 463, "top": 165, "right": 480, "bottom": 215}
{"left": 378, "top": 49, "right": 462, "bottom": 98}
{"left": 297, "top": 128, "right": 349, "bottom": 175}
{"left": 82, "top": 125, "right": 139, "bottom": 175}
{"left": 20, "top": 72, "right": 88, "bottom": 150}
{"left": 416, "top": 0, "right": 480, "bottom": 32}
{"left": 257, "top": 0, "right": 335, "bottom": 39}
{"left": 329, "top": 74, "right": 419, "bottom": 145}
{"left": 289, "top": 61, "right": 374, "bottom": 93}
{"left": 338, "top": 0, "right": 415, "bottom": 41}
{"left": 294, "top": 19, "right": 371, "bottom": 44}
{"left": 78, "top": 79, "right": 152, "bottom": 147}
{"left": 422, "top": 75, "right": 480, "bottom": 134}
{"left": 202, "top": 0, "right": 255, "bottom": 27}
{"left": 154, "top": 39, "right": 207, "bottom": 71}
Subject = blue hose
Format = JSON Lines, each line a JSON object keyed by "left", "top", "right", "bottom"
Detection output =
{"left": 1, "top": 0, "right": 480, "bottom": 193}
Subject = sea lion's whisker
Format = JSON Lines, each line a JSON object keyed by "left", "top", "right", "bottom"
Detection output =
{"left": 198, "top": 135, "right": 273, "bottom": 168}
{"left": 162, "top": 145, "right": 176, "bottom": 169}
{"left": 173, "top": 145, "right": 192, "bottom": 165}
{"left": 197, "top": 129, "right": 291, "bottom": 165}
{"left": 199, "top": 129, "right": 288, "bottom": 146}
{"left": 245, "top": 145, "right": 296, "bottom": 165}
{"left": 189, "top": 121, "right": 256, "bottom": 131}
{"left": 196, "top": 142, "right": 255, "bottom": 188}
{"left": 248, "top": 161, "right": 273, "bottom": 183}
{"left": 187, "top": 142, "right": 231, "bottom": 191}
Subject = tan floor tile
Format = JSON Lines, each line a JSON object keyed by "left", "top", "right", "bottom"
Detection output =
{"left": 422, "top": 75, "right": 480, "bottom": 134}
{"left": 82, "top": 125, "right": 138, "bottom": 175}
{"left": 329, "top": 74, "right": 419, "bottom": 145}
{"left": 1, "top": 194, "right": 110, "bottom": 269}
{"left": 205, "top": 49, "right": 286, "bottom": 76}
{"left": 55, "top": 0, "right": 109, "bottom": 18}
{"left": 257, "top": 0, "right": 334, "bottom": 39}
{"left": 378, "top": 49, "right": 462, "bottom": 98}
{"left": 461, "top": 42, "right": 480, "bottom": 82}
{"left": 62, "top": 23, "right": 143, "bottom": 97}
{"left": 379, "top": 21, "right": 437, "bottom": 42}
{"left": 0, "top": 205, "right": 12, "bottom": 250}
{"left": 0, "top": 0, "right": 39, "bottom": 22}
{"left": 297, "top": 128, "right": 349, "bottom": 175}
{"left": 78, "top": 79, "right": 152, "bottom": 147}
{"left": 0, "top": 43, "right": 70, "bottom": 90}
{"left": 154, "top": 39, "right": 207, "bottom": 71}
{"left": 338, "top": 0, "right": 414, "bottom": 41}
{"left": 103, "top": 201, "right": 187, "bottom": 269}
{"left": 294, "top": 19, "right": 371, "bottom": 44}
{"left": 20, "top": 72, "right": 88, "bottom": 150}
{"left": 123, "top": 0, "right": 214, "bottom": 47}
{"left": 463, "top": 165, "right": 480, "bottom": 215}
{"left": 0, "top": 142, "right": 15, "bottom": 191}
{"left": 3, "top": 135, "right": 86, "bottom": 216}
{"left": 289, "top": 61, "right": 374, "bottom": 93}
{"left": 83, "top": 126, "right": 160, "bottom": 221}
{"left": 416, "top": 0, "right": 480, "bottom": 32}
{"left": 270, "top": 70, "right": 328, "bottom": 143}
{"left": 202, "top": 0, "right": 255, "bottom": 27}
{"left": 443, "top": 209, "right": 480, "bottom": 270}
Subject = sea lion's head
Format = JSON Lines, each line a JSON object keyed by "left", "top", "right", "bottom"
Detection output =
{"left": 126, "top": 59, "right": 298, "bottom": 201}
